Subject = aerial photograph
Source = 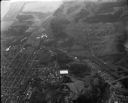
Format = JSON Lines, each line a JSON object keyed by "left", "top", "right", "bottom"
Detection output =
{"left": 1, "top": 0, "right": 128, "bottom": 103}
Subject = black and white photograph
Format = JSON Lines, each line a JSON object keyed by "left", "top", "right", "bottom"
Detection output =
{"left": 1, "top": 0, "right": 128, "bottom": 103}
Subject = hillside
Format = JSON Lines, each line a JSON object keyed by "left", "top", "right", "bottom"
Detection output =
{"left": 49, "top": 0, "right": 128, "bottom": 66}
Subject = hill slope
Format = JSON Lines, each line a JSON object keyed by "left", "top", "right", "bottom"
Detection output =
{"left": 49, "top": 0, "right": 128, "bottom": 66}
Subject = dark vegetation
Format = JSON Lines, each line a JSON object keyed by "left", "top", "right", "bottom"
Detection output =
{"left": 50, "top": 17, "right": 70, "bottom": 39}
